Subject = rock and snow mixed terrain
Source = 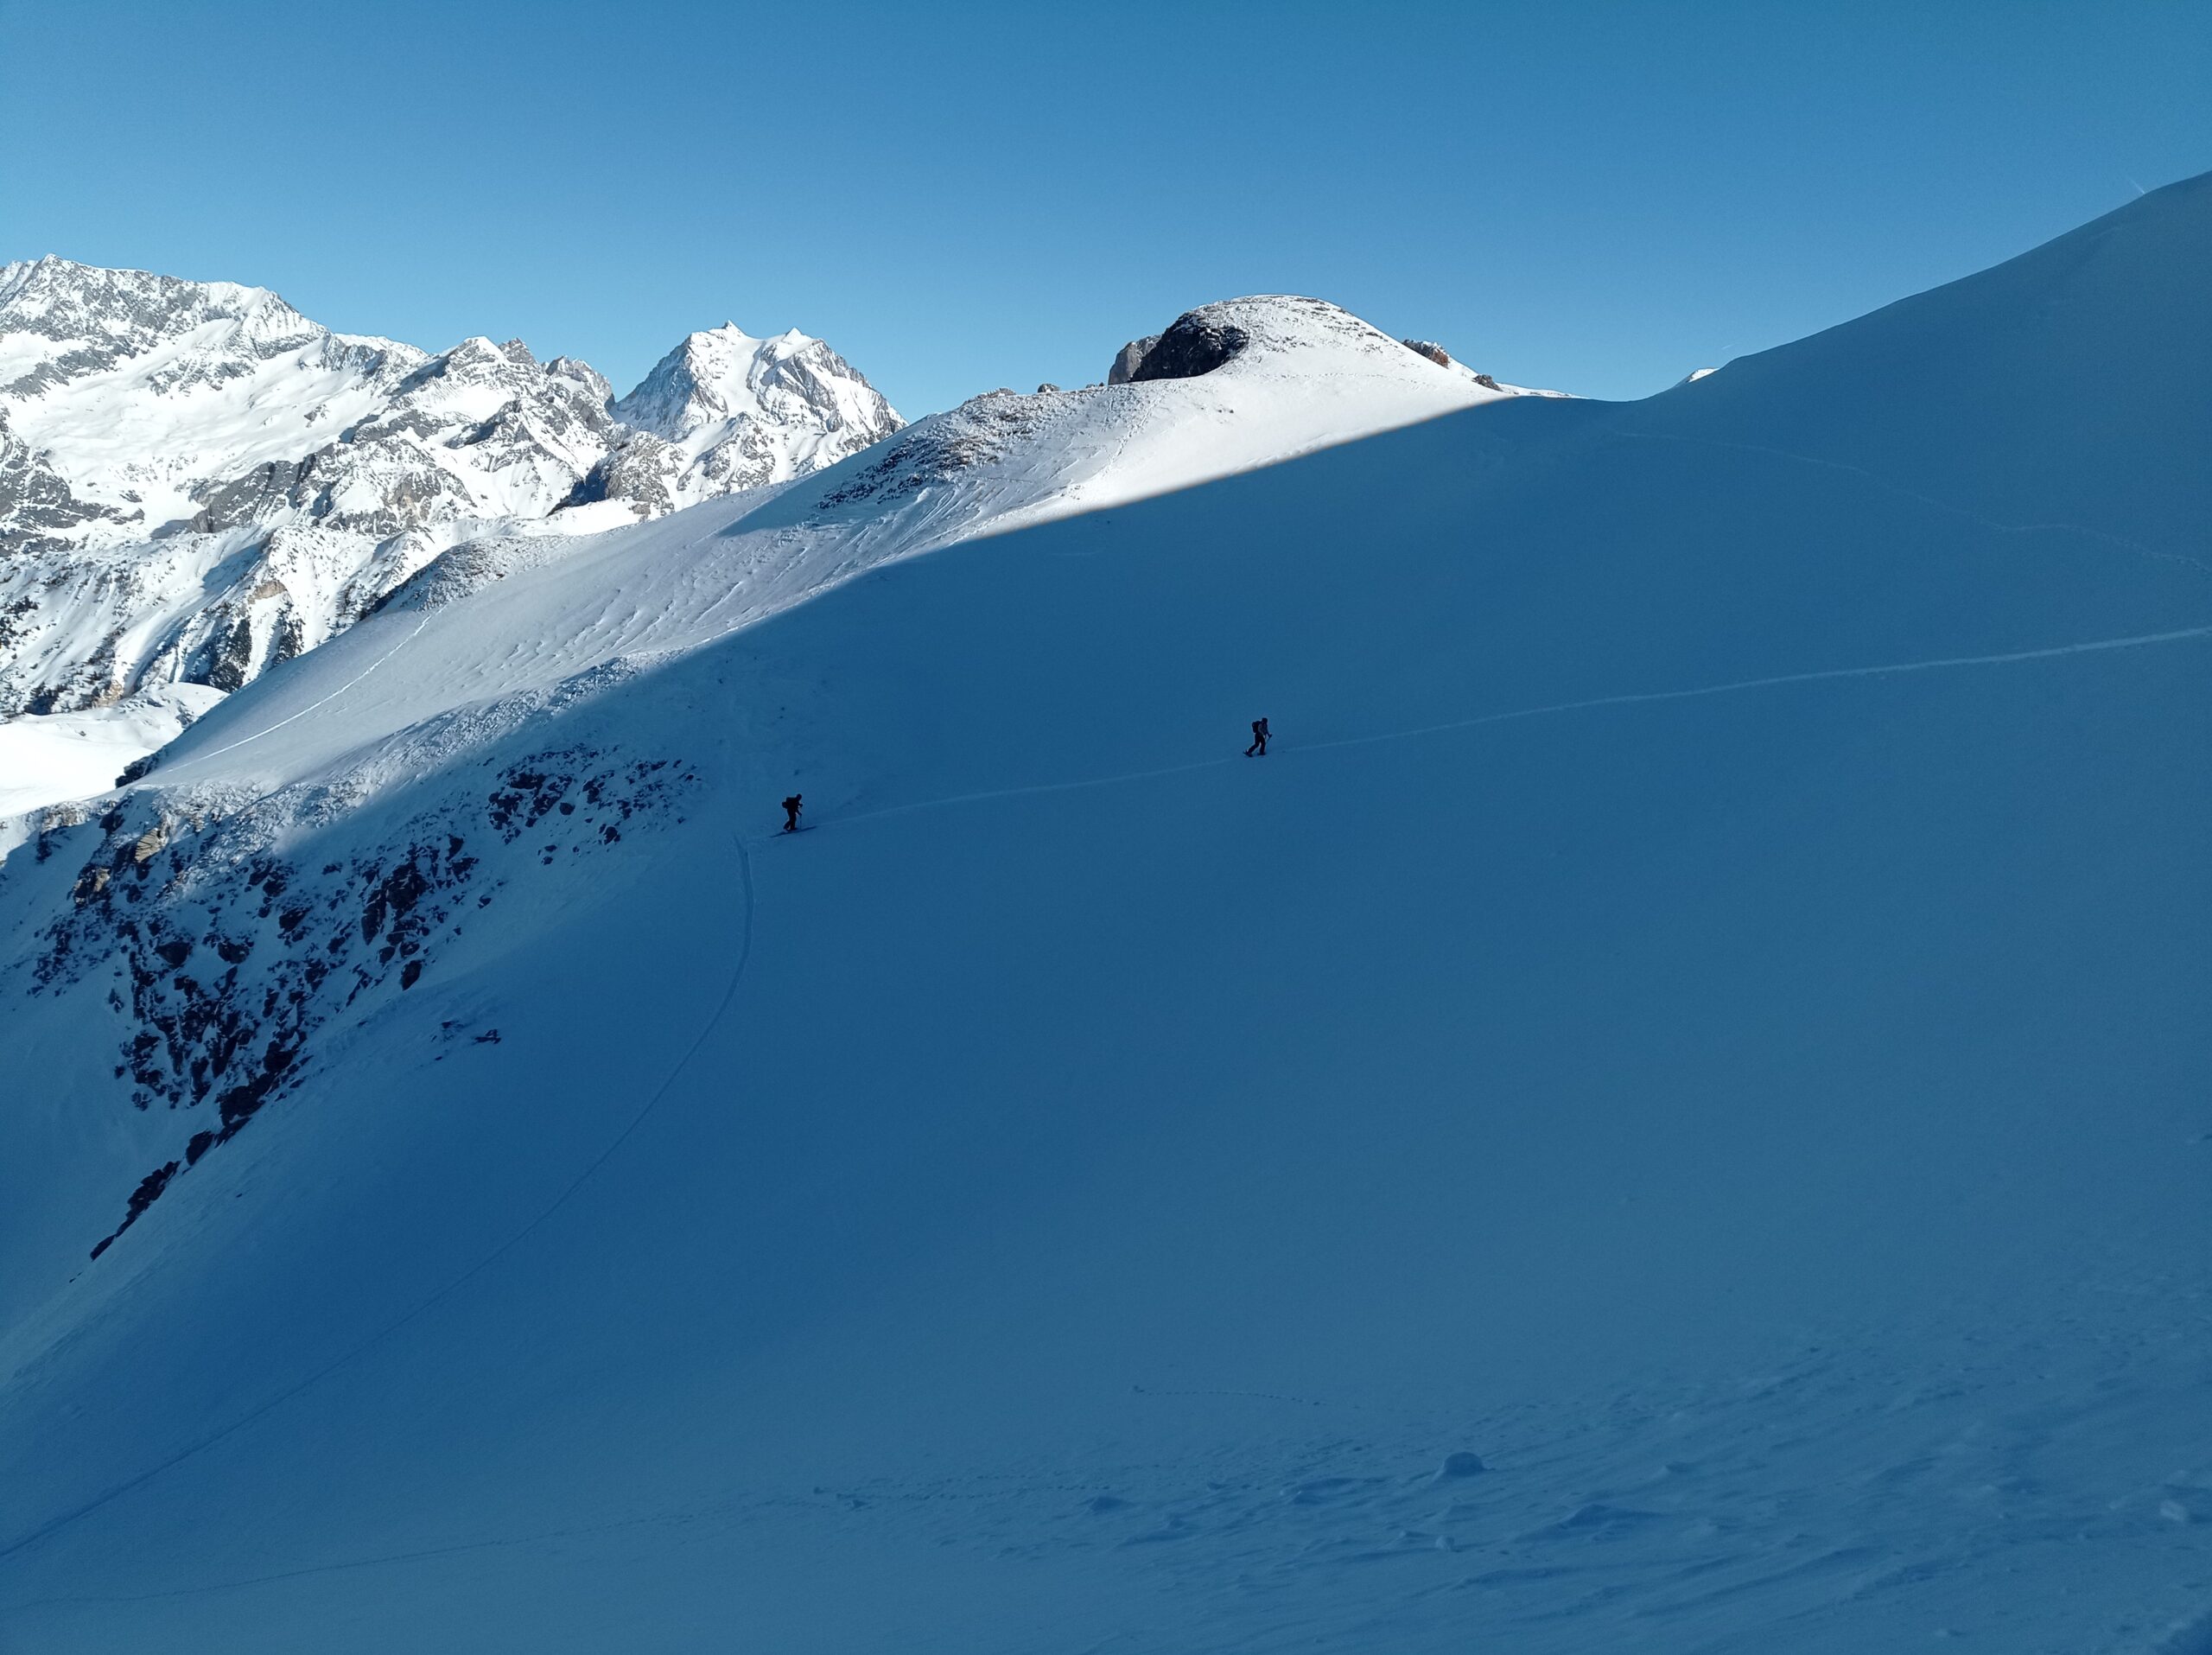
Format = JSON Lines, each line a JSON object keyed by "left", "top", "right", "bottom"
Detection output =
{"left": 0, "top": 258, "right": 902, "bottom": 739}
{"left": 0, "top": 175, "right": 2208, "bottom": 1654}
{"left": 585, "top": 324, "right": 902, "bottom": 515}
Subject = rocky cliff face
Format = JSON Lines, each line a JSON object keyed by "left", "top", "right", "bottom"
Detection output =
{"left": 0, "top": 259, "right": 899, "bottom": 718}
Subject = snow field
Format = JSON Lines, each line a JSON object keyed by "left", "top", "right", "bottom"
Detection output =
{"left": 0, "top": 176, "right": 2209, "bottom": 1652}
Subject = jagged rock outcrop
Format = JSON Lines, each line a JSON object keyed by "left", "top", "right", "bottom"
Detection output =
{"left": 1108, "top": 332, "right": 1162, "bottom": 385}
{"left": 1109, "top": 305, "right": 1272, "bottom": 385}
{"left": 1128, "top": 310, "right": 1252, "bottom": 382}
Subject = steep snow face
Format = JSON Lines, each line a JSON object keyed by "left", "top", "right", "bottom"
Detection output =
{"left": 596, "top": 324, "right": 902, "bottom": 510}
{"left": 3, "top": 181, "right": 2206, "bottom": 1652}
{"left": 1640, "top": 171, "right": 2212, "bottom": 558}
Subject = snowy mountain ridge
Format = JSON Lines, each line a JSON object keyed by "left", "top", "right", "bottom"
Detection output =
{"left": 0, "top": 277, "right": 1545, "bottom": 827}
{"left": 0, "top": 255, "right": 416, "bottom": 406}
{"left": 0, "top": 258, "right": 902, "bottom": 729}
{"left": 0, "top": 257, "right": 425, "bottom": 558}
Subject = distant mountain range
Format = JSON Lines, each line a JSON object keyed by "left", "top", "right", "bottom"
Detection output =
{"left": 0, "top": 258, "right": 901, "bottom": 717}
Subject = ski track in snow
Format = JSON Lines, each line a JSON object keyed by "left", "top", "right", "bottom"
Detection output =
{"left": 150, "top": 421, "right": 2201, "bottom": 799}
{"left": 800, "top": 621, "right": 2212, "bottom": 838}
{"left": 0, "top": 832, "right": 758, "bottom": 1568}
{"left": 20, "top": 614, "right": 2206, "bottom": 1561}
{"left": 1610, "top": 427, "right": 2212, "bottom": 584}
{"left": 172, "top": 614, "right": 434, "bottom": 770}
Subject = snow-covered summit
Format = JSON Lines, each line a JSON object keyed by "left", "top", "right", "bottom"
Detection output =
{"left": 792, "top": 294, "right": 1543, "bottom": 533}
{"left": 614, "top": 322, "right": 897, "bottom": 460}
{"left": 583, "top": 323, "right": 903, "bottom": 513}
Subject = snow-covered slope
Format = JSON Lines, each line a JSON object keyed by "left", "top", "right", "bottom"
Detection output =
{"left": 0, "top": 176, "right": 2208, "bottom": 1654}
{"left": 0, "top": 683, "right": 223, "bottom": 829}
{"left": 0, "top": 259, "right": 898, "bottom": 732}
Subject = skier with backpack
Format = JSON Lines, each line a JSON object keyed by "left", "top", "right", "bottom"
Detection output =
{"left": 781, "top": 793, "right": 803, "bottom": 833}
{"left": 1245, "top": 716, "right": 1270, "bottom": 757}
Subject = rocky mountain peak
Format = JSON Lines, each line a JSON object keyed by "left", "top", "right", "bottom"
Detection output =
{"left": 590, "top": 321, "right": 903, "bottom": 511}
{"left": 0, "top": 256, "right": 306, "bottom": 347}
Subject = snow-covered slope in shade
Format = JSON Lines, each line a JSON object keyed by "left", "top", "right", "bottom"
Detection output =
{"left": 0, "top": 175, "right": 2208, "bottom": 1653}
{"left": 1634, "top": 188, "right": 2211, "bottom": 556}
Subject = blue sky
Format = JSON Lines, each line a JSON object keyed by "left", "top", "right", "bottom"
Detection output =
{"left": 3, "top": 1, "right": 2207, "bottom": 414}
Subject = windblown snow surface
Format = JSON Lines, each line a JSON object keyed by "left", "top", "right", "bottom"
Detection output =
{"left": 1, "top": 179, "right": 2208, "bottom": 1654}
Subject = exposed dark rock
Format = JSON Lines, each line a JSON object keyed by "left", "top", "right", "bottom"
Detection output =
{"left": 1108, "top": 333, "right": 1163, "bottom": 386}
{"left": 201, "top": 613, "right": 257, "bottom": 692}
{"left": 1402, "top": 339, "right": 1452, "bottom": 368}
{"left": 88, "top": 1159, "right": 180, "bottom": 1259}
{"left": 1128, "top": 315, "right": 1250, "bottom": 383}
{"left": 43, "top": 748, "right": 694, "bottom": 1261}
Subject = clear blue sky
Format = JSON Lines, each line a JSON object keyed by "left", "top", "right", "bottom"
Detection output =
{"left": 3, "top": 0, "right": 2206, "bottom": 415}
